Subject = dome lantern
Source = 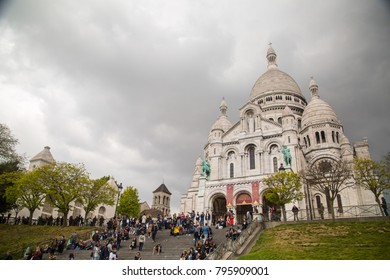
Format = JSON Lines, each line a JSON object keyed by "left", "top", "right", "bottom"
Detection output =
{"left": 266, "top": 43, "right": 278, "bottom": 69}
{"left": 220, "top": 97, "right": 228, "bottom": 116}
{"left": 309, "top": 76, "right": 319, "bottom": 98}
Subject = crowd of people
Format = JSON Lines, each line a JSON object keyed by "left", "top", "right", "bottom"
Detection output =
{"left": 10, "top": 209, "right": 252, "bottom": 260}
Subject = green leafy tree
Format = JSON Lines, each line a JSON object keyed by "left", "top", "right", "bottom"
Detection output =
{"left": 5, "top": 169, "right": 47, "bottom": 225}
{"left": 0, "top": 164, "right": 24, "bottom": 215}
{"left": 80, "top": 176, "right": 117, "bottom": 221}
{"left": 117, "top": 186, "right": 140, "bottom": 218}
{"left": 354, "top": 157, "right": 390, "bottom": 216}
{"left": 262, "top": 171, "right": 304, "bottom": 222}
{"left": 0, "top": 124, "right": 25, "bottom": 214}
{"left": 38, "top": 162, "right": 90, "bottom": 225}
{"left": 0, "top": 123, "right": 23, "bottom": 163}
{"left": 301, "top": 159, "right": 353, "bottom": 220}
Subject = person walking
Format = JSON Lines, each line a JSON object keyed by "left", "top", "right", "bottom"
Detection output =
{"left": 292, "top": 205, "right": 299, "bottom": 221}
{"left": 138, "top": 232, "right": 146, "bottom": 251}
{"left": 151, "top": 223, "right": 158, "bottom": 242}
{"left": 205, "top": 210, "right": 211, "bottom": 225}
{"left": 318, "top": 203, "right": 325, "bottom": 219}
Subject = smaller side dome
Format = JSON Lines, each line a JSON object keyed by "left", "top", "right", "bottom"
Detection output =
{"left": 210, "top": 97, "right": 233, "bottom": 133}
{"left": 302, "top": 77, "right": 340, "bottom": 127}
{"left": 210, "top": 115, "right": 232, "bottom": 132}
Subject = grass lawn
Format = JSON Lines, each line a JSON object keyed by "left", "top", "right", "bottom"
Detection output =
{"left": 239, "top": 220, "right": 390, "bottom": 260}
{"left": 0, "top": 224, "right": 99, "bottom": 259}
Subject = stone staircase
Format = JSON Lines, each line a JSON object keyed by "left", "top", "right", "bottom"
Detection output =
{"left": 43, "top": 226, "right": 228, "bottom": 260}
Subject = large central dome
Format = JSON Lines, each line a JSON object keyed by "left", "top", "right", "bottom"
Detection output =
{"left": 249, "top": 45, "right": 303, "bottom": 101}
{"left": 250, "top": 68, "right": 302, "bottom": 100}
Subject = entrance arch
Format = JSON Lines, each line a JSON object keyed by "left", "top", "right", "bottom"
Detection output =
{"left": 236, "top": 193, "right": 252, "bottom": 224}
{"left": 212, "top": 195, "right": 227, "bottom": 225}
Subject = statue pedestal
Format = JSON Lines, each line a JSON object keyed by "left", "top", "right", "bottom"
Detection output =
{"left": 196, "top": 176, "right": 207, "bottom": 211}
{"left": 198, "top": 176, "right": 206, "bottom": 197}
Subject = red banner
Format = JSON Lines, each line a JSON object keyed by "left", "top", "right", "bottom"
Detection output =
{"left": 226, "top": 184, "right": 233, "bottom": 207}
{"left": 252, "top": 181, "right": 260, "bottom": 205}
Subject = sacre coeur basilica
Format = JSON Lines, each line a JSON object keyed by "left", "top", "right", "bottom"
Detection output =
{"left": 180, "top": 45, "right": 375, "bottom": 223}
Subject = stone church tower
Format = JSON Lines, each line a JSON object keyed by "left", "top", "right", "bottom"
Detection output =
{"left": 151, "top": 183, "right": 171, "bottom": 216}
{"left": 29, "top": 146, "right": 55, "bottom": 171}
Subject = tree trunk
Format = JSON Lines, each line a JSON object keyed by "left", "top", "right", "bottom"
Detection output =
{"left": 329, "top": 199, "right": 336, "bottom": 221}
{"left": 28, "top": 208, "right": 35, "bottom": 225}
{"left": 281, "top": 205, "right": 287, "bottom": 222}
{"left": 375, "top": 196, "right": 385, "bottom": 216}
{"left": 63, "top": 212, "right": 68, "bottom": 226}
{"left": 325, "top": 188, "right": 336, "bottom": 220}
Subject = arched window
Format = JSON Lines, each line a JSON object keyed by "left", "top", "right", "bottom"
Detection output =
{"left": 269, "top": 118, "right": 274, "bottom": 122}
{"left": 307, "top": 136, "right": 311, "bottom": 146}
{"left": 336, "top": 132, "right": 339, "bottom": 143}
{"left": 273, "top": 157, "right": 278, "bottom": 173}
{"left": 315, "top": 132, "right": 321, "bottom": 144}
{"left": 230, "top": 163, "right": 234, "bottom": 178}
{"left": 248, "top": 146, "right": 255, "bottom": 170}
{"left": 297, "top": 119, "right": 302, "bottom": 129}
{"left": 277, "top": 117, "right": 282, "bottom": 124}
{"left": 304, "top": 137, "right": 307, "bottom": 147}
{"left": 321, "top": 131, "right": 326, "bottom": 143}
{"left": 332, "top": 131, "right": 335, "bottom": 142}
{"left": 315, "top": 195, "right": 322, "bottom": 215}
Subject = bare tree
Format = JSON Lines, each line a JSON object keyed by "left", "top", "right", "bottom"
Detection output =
{"left": 301, "top": 159, "right": 353, "bottom": 220}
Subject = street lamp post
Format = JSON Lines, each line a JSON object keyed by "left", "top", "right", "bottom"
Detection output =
{"left": 115, "top": 182, "right": 123, "bottom": 219}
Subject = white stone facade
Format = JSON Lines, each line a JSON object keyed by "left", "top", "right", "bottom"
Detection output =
{"left": 181, "top": 45, "right": 376, "bottom": 223}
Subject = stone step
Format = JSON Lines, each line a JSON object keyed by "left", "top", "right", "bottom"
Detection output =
{"left": 43, "top": 226, "right": 229, "bottom": 260}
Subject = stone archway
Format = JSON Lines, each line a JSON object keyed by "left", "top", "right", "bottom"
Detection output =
{"left": 236, "top": 193, "right": 252, "bottom": 224}
{"left": 212, "top": 195, "right": 227, "bottom": 225}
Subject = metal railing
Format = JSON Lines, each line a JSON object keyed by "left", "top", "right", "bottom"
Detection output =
{"left": 259, "top": 204, "right": 384, "bottom": 221}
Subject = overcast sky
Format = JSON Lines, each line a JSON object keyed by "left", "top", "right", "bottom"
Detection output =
{"left": 1, "top": 0, "right": 389, "bottom": 214}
